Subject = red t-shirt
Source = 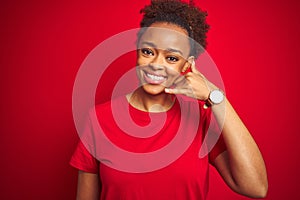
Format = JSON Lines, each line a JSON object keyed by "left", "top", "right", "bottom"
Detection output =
{"left": 70, "top": 96, "right": 226, "bottom": 200}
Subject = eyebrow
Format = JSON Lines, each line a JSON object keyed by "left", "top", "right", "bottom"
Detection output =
{"left": 140, "top": 42, "right": 183, "bottom": 56}
{"left": 165, "top": 48, "right": 183, "bottom": 56}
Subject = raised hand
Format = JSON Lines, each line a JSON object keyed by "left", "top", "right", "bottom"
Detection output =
{"left": 165, "top": 59, "right": 216, "bottom": 100}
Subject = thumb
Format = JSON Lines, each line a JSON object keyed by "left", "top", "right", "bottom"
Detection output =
{"left": 188, "top": 57, "right": 199, "bottom": 73}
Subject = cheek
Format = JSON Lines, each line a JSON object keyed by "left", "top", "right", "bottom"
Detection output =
{"left": 136, "top": 50, "right": 149, "bottom": 62}
{"left": 165, "top": 66, "right": 181, "bottom": 79}
{"left": 136, "top": 54, "right": 141, "bottom": 64}
{"left": 167, "top": 62, "right": 185, "bottom": 73}
{"left": 177, "top": 64, "right": 185, "bottom": 72}
{"left": 136, "top": 56, "right": 148, "bottom": 67}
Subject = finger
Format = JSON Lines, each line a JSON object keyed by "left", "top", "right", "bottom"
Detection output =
{"left": 184, "top": 72, "right": 193, "bottom": 77}
{"left": 181, "top": 63, "right": 191, "bottom": 73}
{"left": 185, "top": 69, "right": 206, "bottom": 81}
{"left": 190, "top": 60, "right": 200, "bottom": 74}
{"left": 165, "top": 88, "right": 191, "bottom": 95}
{"left": 182, "top": 56, "right": 195, "bottom": 73}
{"left": 165, "top": 87, "right": 197, "bottom": 99}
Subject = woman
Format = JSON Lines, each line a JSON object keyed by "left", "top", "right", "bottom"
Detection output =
{"left": 70, "top": 0, "right": 268, "bottom": 199}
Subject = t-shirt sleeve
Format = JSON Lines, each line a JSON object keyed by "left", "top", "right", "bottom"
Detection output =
{"left": 70, "top": 140, "right": 99, "bottom": 174}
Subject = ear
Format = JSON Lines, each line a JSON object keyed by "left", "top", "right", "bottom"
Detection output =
{"left": 181, "top": 56, "right": 195, "bottom": 73}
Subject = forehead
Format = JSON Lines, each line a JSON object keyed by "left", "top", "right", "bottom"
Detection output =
{"left": 138, "top": 23, "right": 191, "bottom": 57}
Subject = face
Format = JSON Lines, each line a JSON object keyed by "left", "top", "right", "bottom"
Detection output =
{"left": 136, "top": 22, "right": 192, "bottom": 95}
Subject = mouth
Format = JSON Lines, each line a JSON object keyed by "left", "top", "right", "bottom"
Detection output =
{"left": 143, "top": 72, "right": 167, "bottom": 85}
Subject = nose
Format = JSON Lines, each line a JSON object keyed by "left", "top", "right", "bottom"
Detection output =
{"left": 149, "top": 54, "right": 164, "bottom": 71}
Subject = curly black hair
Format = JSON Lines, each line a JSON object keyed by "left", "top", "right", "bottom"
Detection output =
{"left": 137, "top": 0, "right": 210, "bottom": 58}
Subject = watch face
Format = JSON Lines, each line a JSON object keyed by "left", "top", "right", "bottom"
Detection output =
{"left": 210, "top": 90, "right": 224, "bottom": 104}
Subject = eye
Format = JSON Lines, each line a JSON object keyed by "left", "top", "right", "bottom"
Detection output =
{"left": 166, "top": 56, "right": 179, "bottom": 62}
{"left": 141, "top": 48, "right": 154, "bottom": 56}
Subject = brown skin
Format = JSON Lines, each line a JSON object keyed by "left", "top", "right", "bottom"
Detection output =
{"left": 129, "top": 23, "right": 192, "bottom": 111}
{"left": 76, "top": 171, "right": 100, "bottom": 200}
{"left": 76, "top": 22, "right": 268, "bottom": 199}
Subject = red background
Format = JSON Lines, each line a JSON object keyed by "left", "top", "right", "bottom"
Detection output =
{"left": 1, "top": 0, "right": 300, "bottom": 199}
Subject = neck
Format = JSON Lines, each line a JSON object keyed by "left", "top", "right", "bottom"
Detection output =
{"left": 127, "top": 87, "right": 175, "bottom": 112}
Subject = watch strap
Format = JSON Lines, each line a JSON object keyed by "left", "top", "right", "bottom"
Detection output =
{"left": 204, "top": 97, "right": 213, "bottom": 109}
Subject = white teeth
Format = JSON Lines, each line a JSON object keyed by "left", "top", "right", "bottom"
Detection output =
{"left": 146, "top": 73, "right": 165, "bottom": 81}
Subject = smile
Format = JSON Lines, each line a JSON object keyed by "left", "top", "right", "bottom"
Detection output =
{"left": 143, "top": 72, "right": 167, "bottom": 84}
{"left": 146, "top": 73, "right": 166, "bottom": 81}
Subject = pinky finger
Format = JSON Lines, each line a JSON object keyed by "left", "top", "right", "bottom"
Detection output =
{"left": 165, "top": 88, "right": 191, "bottom": 95}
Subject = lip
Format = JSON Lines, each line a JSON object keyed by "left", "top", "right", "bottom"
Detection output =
{"left": 143, "top": 71, "right": 167, "bottom": 85}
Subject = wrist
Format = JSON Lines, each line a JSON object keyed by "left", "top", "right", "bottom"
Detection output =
{"left": 204, "top": 89, "right": 225, "bottom": 109}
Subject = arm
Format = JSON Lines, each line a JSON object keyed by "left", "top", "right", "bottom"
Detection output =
{"left": 76, "top": 170, "right": 100, "bottom": 200}
{"left": 211, "top": 98, "right": 268, "bottom": 198}
{"left": 165, "top": 60, "right": 268, "bottom": 198}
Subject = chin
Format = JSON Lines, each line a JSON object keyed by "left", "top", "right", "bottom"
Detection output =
{"left": 142, "top": 84, "right": 166, "bottom": 96}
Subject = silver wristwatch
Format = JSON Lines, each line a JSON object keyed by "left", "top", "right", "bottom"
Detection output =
{"left": 204, "top": 89, "right": 224, "bottom": 109}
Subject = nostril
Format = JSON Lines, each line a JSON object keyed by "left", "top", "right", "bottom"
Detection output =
{"left": 149, "top": 63, "right": 164, "bottom": 71}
